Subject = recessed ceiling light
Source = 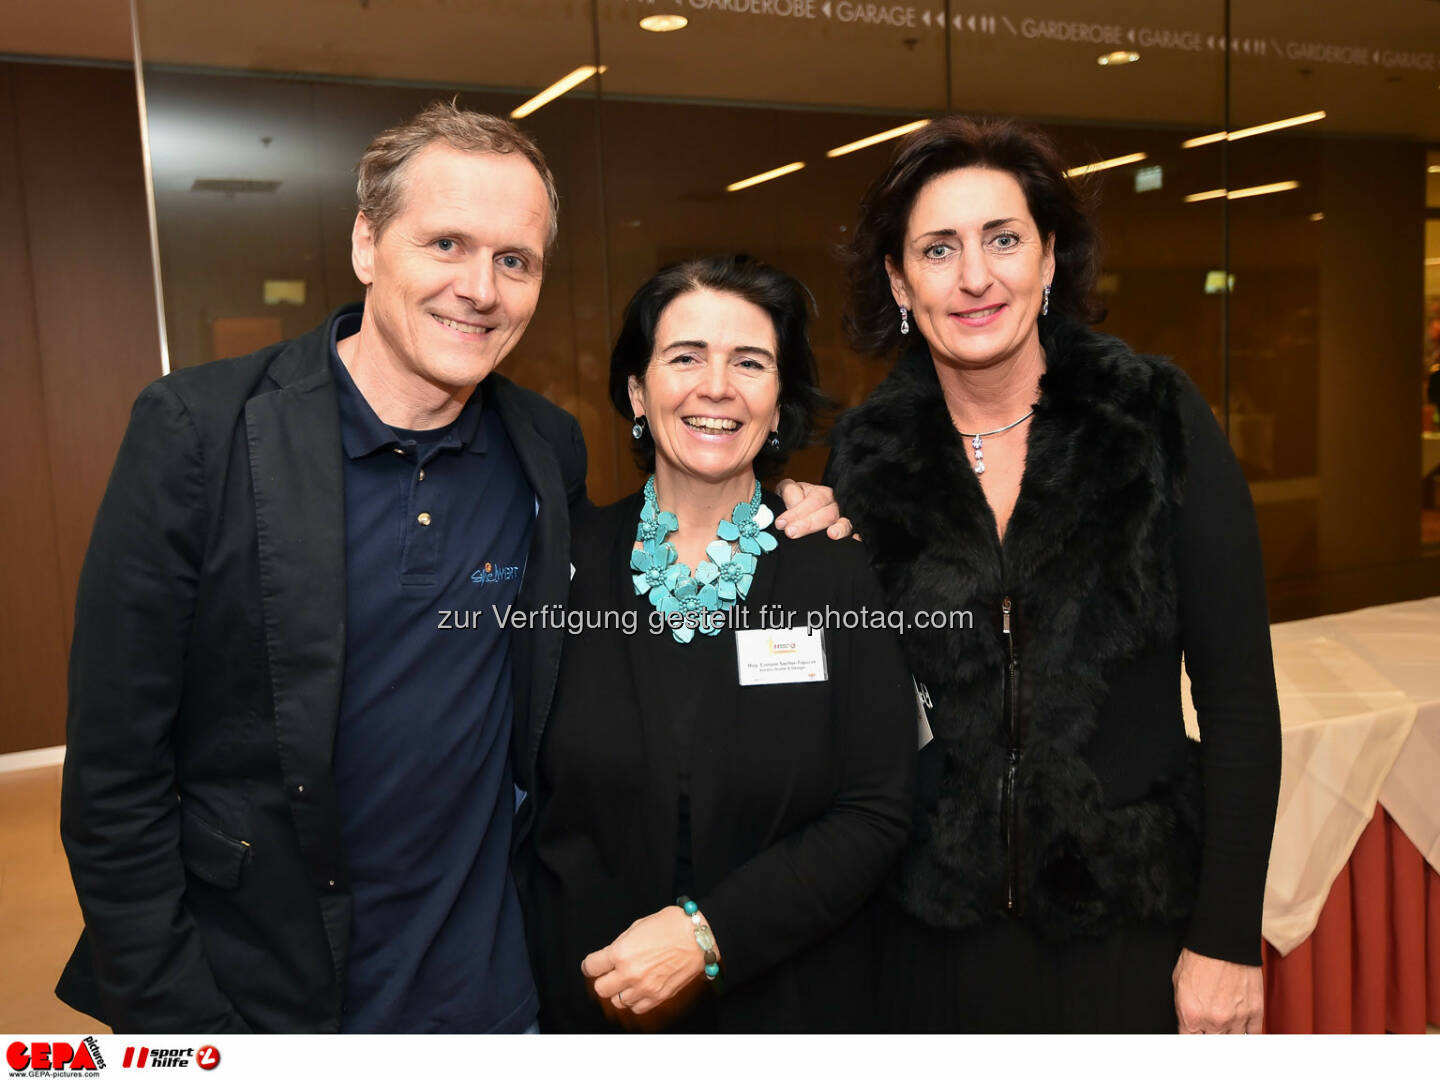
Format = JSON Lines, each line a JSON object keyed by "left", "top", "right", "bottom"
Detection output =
{"left": 1309, "top": 212, "right": 1325, "bottom": 222}
{"left": 1183, "top": 181, "right": 1301, "bottom": 203}
{"left": 510, "top": 65, "right": 607, "bottom": 119}
{"left": 826, "top": 119, "right": 930, "bottom": 158}
{"left": 1097, "top": 51, "right": 1140, "bottom": 66}
{"left": 1064, "top": 152, "right": 1147, "bottom": 178}
{"left": 1227, "top": 180, "right": 1301, "bottom": 200}
{"left": 1181, "top": 131, "right": 1228, "bottom": 149}
{"left": 1182, "top": 110, "right": 1327, "bottom": 148}
{"left": 726, "top": 162, "right": 806, "bottom": 193}
{"left": 640, "top": 14, "right": 688, "bottom": 32}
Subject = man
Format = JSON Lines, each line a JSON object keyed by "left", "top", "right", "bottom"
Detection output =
{"left": 56, "top": 102, "right": 840, "bottom": 1033}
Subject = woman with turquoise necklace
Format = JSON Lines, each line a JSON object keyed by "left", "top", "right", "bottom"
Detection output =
{"left": 517, "top": 254, "right": 916, "bottom": 1032}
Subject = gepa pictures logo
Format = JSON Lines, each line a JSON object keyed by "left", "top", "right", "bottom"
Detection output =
{"left": 6, "top": 1038, "right": 104, "bottom": 1074}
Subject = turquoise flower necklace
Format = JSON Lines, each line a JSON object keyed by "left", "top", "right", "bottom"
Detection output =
{"left": 631, "top": 474, "right": 778, "bottom": 644}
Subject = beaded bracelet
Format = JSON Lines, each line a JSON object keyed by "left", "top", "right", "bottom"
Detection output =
{"left": 676, "top": 895, "right": 721, "bottom": 981}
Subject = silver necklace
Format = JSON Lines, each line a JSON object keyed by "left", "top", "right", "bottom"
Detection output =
{"left": 954, "top": 410, "right": 1034, "bottom": 475}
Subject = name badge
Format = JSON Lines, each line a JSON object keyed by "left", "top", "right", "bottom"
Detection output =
{"left": 734, "top": 628, "right": 828, "bottom": 686}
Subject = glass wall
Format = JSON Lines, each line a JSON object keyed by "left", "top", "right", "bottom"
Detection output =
{"left": 132, "top": 0, "right": 1440, "bottom": 619}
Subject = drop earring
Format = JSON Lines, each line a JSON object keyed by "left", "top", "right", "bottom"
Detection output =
{"left": 899, "top": 305, "right": 910, "bottom": 335}
{"left": 1041, "top": 284, "right": 1051, "bottom": 317}
{"left": 632, "top": 416, "right": 647, "bottom": 440}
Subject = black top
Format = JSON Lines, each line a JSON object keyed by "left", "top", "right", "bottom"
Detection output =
{"left": 328, "top": 317, "right": 537, "bottom": 1032}
{"left": 828, "top": 325, "right": 1282, "bottom": 966}
{"left": 517, "top": 491, "right": 917, "bottom": 1032}
{"left": 638, "top": 582, "right": 715, "bottom": 899}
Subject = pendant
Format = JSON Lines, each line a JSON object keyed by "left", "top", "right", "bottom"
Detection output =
{"left": 971, "top": 434, "right": 986, "bottom": 475}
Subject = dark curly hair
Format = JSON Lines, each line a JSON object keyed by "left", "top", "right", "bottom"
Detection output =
{"left": 843, "top": 115, "right": 1103, "bottom": 358}
{"left": 609, "top": 253, "right": 827, "bottom": 480}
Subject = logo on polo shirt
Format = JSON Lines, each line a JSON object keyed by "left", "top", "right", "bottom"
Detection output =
{"left": 471, "top": 561, "right": 521, "bottom": 585}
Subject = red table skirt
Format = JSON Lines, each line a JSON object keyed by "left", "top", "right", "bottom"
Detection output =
{"left": 1264, "top": 806, "right": 1440, "bottom": 1032}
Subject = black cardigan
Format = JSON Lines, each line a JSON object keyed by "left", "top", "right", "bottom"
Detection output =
{"left": 517, "top": 491, "right": 916, "bottom": 1031}
{"left": 827, "top": 324, "right": 1282, "bottom": 965}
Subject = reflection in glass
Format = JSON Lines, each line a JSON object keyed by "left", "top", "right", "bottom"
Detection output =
{"left": 132, "top": 0, "right": 1440, "bottom": 610}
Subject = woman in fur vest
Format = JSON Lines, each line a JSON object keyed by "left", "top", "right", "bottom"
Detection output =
{"left": 827, "top": 116, "right": 1282, "bottom": 1033}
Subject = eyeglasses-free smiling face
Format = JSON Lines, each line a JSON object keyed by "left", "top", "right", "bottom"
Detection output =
{"left": 628, "top": 289, "right": 781, "bottom": 490}
{"left": 350, "top": 143, "right": 551, "bottom": 398}
{"left": 886, "top": 166, "right": 1055, "bottom": 375}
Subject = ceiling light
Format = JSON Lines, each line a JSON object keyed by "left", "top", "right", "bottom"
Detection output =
{"left": 1429, "top": 165, "right": 1440, "bottom": 174}
{"left": 510, "top": 65, "right": 607, "bottom": 119}
{"left": 1227, "top": 110, "right": 1326, "bottom": 141}
{"left": 1180, "top": 130, "right": 1228, "bottom": 149}
{"left": 1309, "top": 212, "right": 1324, "bottom": 222}
{"left": 726, "top": 162, "right": 806, "bottom": 193}
{"left": 640, "top": 14, "right": 688, "bottom": 32}
{"left": 1184, "top": 181, "right": 1300, "bottom": 203}
{"left": 826, "top": 119, "right": 930, "bottom": 158}
{"left": 1064, "top": 152, "right": 1147, "bottom": 178}
{"left": 1097, "top": 51, "right": 1140, "bottom": 66}
{"left": 1182, "top": 110, "right": 1326, "bottom": 148}
{"left": 1228, "top": 180, "right": 1300, "bottom": 199}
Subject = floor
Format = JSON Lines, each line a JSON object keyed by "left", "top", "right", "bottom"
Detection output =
{"left": 0, "top": 764, "right": 98, "bottom": 1032}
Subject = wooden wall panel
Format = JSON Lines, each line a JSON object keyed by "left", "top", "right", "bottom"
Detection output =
{"left": 0, "top": 61, "right": 161, "bottom": 754}
{"left": 12, "top": 63, "right": 163, "bottom": 652}
{"left": 0, "top": 66, "right": 70, "bottom": 753}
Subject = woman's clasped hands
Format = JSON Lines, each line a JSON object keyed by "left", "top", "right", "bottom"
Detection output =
{"left": 581, "top": 905, "right": 716, "bottom": 1020}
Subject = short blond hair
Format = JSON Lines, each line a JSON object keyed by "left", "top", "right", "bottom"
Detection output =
{"left": 355, "top": 99, "right": 559, "bottom": 251}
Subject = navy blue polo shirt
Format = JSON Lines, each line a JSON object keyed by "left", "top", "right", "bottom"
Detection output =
{"left": 328, "top": 311, "right": 537, "bottom": 1032}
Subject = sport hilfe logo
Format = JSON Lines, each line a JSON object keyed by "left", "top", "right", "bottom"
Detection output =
{"left": 119, "top": 1047, "right": 219, "bottom": 1071}
{"left": 5, "top": 1039, "right": 103, "bottom": 1073}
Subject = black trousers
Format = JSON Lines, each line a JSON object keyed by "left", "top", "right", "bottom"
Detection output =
{"left": 875, "top": 899, "right": 1184, "bottom": 1033}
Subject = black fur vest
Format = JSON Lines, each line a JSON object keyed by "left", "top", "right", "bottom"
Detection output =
{"left": 830, "top": 323, "right": 1203, "bottom": 941}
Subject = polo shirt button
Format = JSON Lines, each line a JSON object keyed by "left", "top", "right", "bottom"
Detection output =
{"left": 418, "top": 468, "right": 426, "bottom": 481}
{"left": 417, "top": 512, "right": 432, "bottom": 526}
{"left": 296, "top": 784, "right": 304, "bottom": 794}
{"left": 392, "top": 447, "right": 405, "bottom": 455}
{"left": 328, "top": 879, "right": 336, "bottom": 887}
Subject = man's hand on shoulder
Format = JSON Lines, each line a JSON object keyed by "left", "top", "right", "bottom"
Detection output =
{"left": 774, "top": 479, "right": 853, "bottom": 540}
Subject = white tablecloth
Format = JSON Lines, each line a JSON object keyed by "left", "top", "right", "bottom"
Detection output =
{"left": 1183, "top": 597, "right": 1440, "bottom": 955}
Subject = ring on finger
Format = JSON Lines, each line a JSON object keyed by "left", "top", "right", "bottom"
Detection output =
{"left": 615, "top": 990, "right": 627, "bottom": 1008}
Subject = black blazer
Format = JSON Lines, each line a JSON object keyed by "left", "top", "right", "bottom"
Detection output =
{"left": 517, "top": 491, "right": 916, "bottom": 1032}
{"left": 56, "top": 305, "right": 587, "bottom": 1033}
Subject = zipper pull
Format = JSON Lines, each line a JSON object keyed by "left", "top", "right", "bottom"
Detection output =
{"left": 915, "top": 680, "right": 933, "bottom": 708}
{"left": 1002, "top": 596, "right": 1012, "bottom": 635}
